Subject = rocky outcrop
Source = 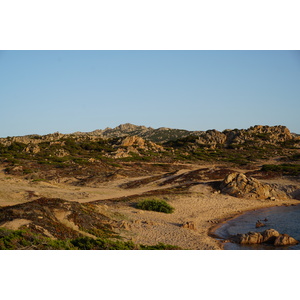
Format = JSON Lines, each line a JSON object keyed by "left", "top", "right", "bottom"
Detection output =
{"left": 220, "top": 172, "right": 289, "bottom": 200}
{"left": 224, "top": 125, "right": 294, "bottom": 145}
{"left": 24, "top": 144, "right": 40, "bottom": 154}
{"left": 195, "top": 130, "right": 227, "bottom": 149}
{"left": 121, "top": 136, "right": 146, "bottom": 148}
{"left": 108, "top": 136, "right": 164, "bottom": 159}
{"left": 232, "top": 229, "right": 298, "bottom": 246}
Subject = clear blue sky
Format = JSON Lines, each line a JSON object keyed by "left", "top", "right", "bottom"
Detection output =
{"left": 0, "top": 50, "right": 299, "bottom": 137}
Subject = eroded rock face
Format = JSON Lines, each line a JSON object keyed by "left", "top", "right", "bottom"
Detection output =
{"left": 220, "top": 172, "right": 289, "bottom": 200}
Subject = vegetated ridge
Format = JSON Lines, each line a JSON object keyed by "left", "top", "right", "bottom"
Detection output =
{"left": 0, "top": 124, "right": 300, "bottom": 249}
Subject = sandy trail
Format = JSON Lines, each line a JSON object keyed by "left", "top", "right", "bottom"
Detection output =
{"left": 0, "top": 172, "right": 178, "bottom": 206}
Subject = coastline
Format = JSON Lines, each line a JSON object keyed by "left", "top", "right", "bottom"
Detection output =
{"left": 0, "top": 164, "right": 299, "bottom": 250}
{"left": 208, "top": 201, "right": 300, "bottom": 249}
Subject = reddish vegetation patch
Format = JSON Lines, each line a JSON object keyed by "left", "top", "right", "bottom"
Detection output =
{"left": 0, "top": 198, "right": 115, "bottom": 239}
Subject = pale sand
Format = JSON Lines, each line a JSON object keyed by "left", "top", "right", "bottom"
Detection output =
{"left": 105, "top": 184, "right": 299, "bottom": 249}
{"left": 0, "top": 164, "right": 299, "bottom": 249}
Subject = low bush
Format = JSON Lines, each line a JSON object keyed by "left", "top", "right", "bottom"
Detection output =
{"left": 136, "top": 199, "right": 174, "bottom": 214}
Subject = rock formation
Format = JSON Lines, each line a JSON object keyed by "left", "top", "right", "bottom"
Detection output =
{"left": 108, "top": 136, "right": 164, "bottom": 158}
{"left": 121, "top": 136, "right": 146, "bottom": 148}
{"left": 261, "top": 229, "right": 280, "bottom": 243}
{"left": 232, "top": 229, "right": 298, "bottom": 246}
{"left": 273, "top": 234, "right": 298, "bottom": 246}
{"left": 220, "top": 172, "right": 289, "bottom": 200}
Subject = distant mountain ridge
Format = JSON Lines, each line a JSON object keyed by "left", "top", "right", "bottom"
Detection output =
{"left": 75, "top": 123, "right": 300, "bottom": 146}
{"left": 72, "top": 123, "right": 198, "bottom": 143}
{"left": 0, "top": 123, "right": 299, "bottom": 147}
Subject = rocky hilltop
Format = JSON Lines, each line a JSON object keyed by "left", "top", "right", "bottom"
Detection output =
{"left": 75, "top": 123, "right": 193, "bottom": 143}
{"left": 0, "top": 124, "right": 299, "bottom": 172}
{"left": 1, "top": 123, "right": 299, "bottom": 146}
{"left": 192, "top": 125, "right": 297, "bottom": 148}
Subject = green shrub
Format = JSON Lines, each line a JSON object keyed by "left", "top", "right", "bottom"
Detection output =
{"left": 136, "top": 199, "right": 174, "bottom": 214}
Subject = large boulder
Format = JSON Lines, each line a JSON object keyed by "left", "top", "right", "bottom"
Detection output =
{"left": 262, "top": 229, "right": 280, "bottom": 243}
{"left": 220, "top": 172, "right": 289, "bottom": 200}
{"left": 274, "top": 234, "right": 298, "bottom": 246}
{"left": 237, "top": 231, "right": 264, "bottom": 244}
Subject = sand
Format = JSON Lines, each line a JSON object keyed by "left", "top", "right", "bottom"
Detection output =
{"left": 103, "top": 184, "right": 299, "bottom": 249}
{"left": 0, "top": 163, "right": 299, "bottom": 249}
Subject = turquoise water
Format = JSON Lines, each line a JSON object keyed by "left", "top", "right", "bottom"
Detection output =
{"left": 214, "top": 204, "right": 300, "bottom": 250}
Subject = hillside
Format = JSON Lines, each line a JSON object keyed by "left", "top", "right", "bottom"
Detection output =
{"left": 0, "top": 124, "right": 300, "bottom": 249}
{"left": 1, "top": 124, "right": 299, "bottom": 174}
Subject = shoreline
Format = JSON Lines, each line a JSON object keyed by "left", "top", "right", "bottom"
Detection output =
{"left": 207, "top": 202, "right": 300, "bottom": 250}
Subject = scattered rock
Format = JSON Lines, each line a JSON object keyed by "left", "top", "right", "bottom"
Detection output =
{"left": 120, "top": 221, "right": 131, "bottom": 230}
{"left": 24, "top": 144, "right": 40, "bottom": 154}
{"left": 182, "top": 221, "right": 196, "bottom": 229}
{"left": 255, "top": 220, "right": 266, "bottom": 228}
{"left": 26, "top": 190, "right": 40, "bottom": 199}
{"left": 207, "top": 220, "right": 219, "bottom": 224}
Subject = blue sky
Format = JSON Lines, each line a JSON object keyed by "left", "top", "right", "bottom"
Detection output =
{"left": 0, "top": 50, "right": 299, "bottom": 137}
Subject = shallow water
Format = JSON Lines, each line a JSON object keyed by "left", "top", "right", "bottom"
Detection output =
{"left": 214, "top": 204, "right": 300, "bottom": 250}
